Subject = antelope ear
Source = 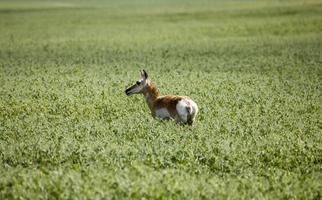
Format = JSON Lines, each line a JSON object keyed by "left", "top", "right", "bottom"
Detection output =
{"left": 141, "top": 69, "right": 148, "bottom": 79}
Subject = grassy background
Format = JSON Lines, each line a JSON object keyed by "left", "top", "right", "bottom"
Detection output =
{"left": 0, "top": 0, "right": 321, "bottom": 199}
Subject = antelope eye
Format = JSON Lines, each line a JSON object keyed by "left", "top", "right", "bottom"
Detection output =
{"left": 136, "top": 81, "right": 140, "bottom": 85}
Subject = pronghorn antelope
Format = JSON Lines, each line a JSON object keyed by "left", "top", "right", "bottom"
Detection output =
{"left": 125, "top": 70, "right": 198, "bottom": 125}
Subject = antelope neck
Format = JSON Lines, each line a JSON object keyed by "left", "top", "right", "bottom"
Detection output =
{"left": 143, "top": 82, "right": 158, "bottom": 111}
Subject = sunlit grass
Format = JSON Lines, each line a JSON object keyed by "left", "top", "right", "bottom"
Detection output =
{"left": 0, "top": 0, "right": 321, "bottom": 199}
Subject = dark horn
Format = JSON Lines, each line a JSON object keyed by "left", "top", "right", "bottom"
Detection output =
{"left": 143, "top": 69, "right": 148, "bottom": 78}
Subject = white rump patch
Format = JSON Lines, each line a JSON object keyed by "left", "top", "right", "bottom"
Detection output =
{"left": 176, "top": 100, "right": 189, "bottom": 122}
{"left": 187, "top": 99, "right": 198, "bottom": 115}
{"left": 155, "top": 108, "right": 170, "bottom": 119}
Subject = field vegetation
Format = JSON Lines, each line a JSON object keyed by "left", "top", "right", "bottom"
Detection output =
{"left": 0, "top": 0, "right": 321, "bottom": 199}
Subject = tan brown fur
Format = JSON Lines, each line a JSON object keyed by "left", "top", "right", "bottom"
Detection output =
{"left": 143, "top": 81, "right": 189, "bottom": 119}
{"left": 154, "top": 96, "right": 186, "bottom": 119}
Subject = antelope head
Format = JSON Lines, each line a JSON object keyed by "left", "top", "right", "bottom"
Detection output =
{"left": 125, "top": 69, "right": 149, "bottom": 96}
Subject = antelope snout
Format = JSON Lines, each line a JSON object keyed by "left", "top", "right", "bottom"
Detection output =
{"left": 125, "top": 88, "right": 131, "bottom": 96}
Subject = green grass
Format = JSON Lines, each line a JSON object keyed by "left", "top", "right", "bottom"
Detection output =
{"left": 0, "top": 0, "right": 321, "bottom": 199}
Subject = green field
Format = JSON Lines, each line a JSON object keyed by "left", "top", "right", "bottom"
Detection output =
{"left": 0, "top": 0, "right": 321, "bottom": 199}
